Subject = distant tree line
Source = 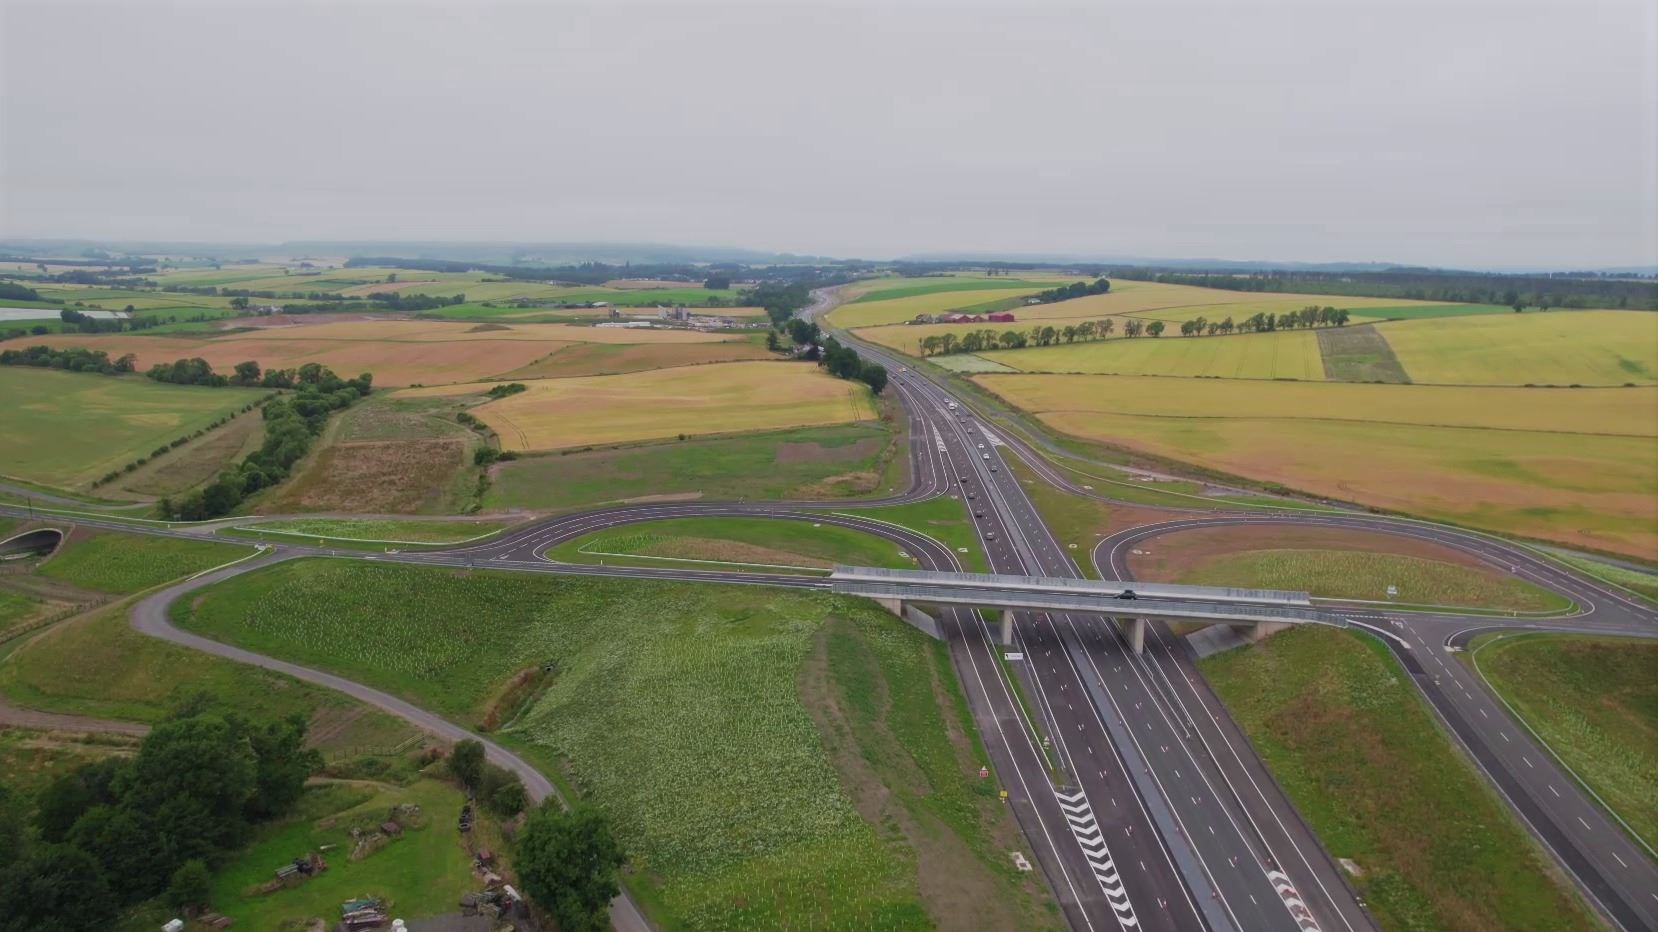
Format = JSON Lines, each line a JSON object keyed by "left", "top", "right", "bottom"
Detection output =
{"left": 1031, "top": 278, "right": 1112, "bottom": 304}
{"left": 745, "top": 282, "right": 815, "bottom": 327}
{"left": 768, "top": 319, "right": 887, "bottom": 393}
{"left": 0, "top": 707, "right": 319, "bottom": 929}
{"left": 1111, "top": 267, "right": 1658, "bottom": 310}
{"left": 160, "top": 364, "right": 373, "bottom": 520}
{"left": 0, "top": 280, "right": 40, "bottom": 301}
{"left": 919, "top": 319, "right": 1120, "bottom": 356}
{"left": 344, "top": 256, "right": 859, "bottom": 290}
{"left": 0, "top": 344, "right": 137, "bottom": 373}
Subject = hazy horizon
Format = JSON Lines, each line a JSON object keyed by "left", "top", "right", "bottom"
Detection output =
{"left": 3, "top": 0, "right": 1655, "bottom": 270}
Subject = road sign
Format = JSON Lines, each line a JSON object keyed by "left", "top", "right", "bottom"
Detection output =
{"left": 1004, "top": 652, "right": 1024, "bottom": 661}
{"left": 979, "top": 766, "right": 989, "bottom": 778}
{"left": 1386, "top": 585, "right": 1398, "bottom": 598}
{"left": 999, "top": 789, "right": 1008, "bottom": 802}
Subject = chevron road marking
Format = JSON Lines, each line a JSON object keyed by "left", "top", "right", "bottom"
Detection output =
{"left": 1267, "top": 869, "right": 1322, "bottom": 932}
{"left": 1057, "top": 788, "right": 1140, "bottom": 929}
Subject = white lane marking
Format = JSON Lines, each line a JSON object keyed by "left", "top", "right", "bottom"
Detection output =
{"left": 1612, "top": 851, "right": 1627, "bottom": 868}
{"left": 1056, "top": 789, "right": 1141, "bottom": 927}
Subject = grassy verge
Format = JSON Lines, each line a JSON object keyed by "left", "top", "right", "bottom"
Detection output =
{"left": 38, "top": 529, "right": 254, "bottom": 594}
{"left": 1179, "top": 549, "right": 1568, "bottom": 612}
{"left": 1551, "top": 552, "right": 1658, "bottom": 605}
{"left": 226, "top": 517, "right": 510, "bottom": 545}
{"left": 1200, "top": 626, "right": 1597, "bottom": 931}
{"left": 1005, "top": 456, "right": 1113, "bottom": 577}
{"left": 482, "top": 423, "right": 895, "bottom": 511}
{"left": 1470, "top": 633, "right": 1658, "bottom": 849}
{"left": 841, "top": 495, "right": 987, "bottom": 572}
{"left": 548, "top": 515, "right": 918, "bottom": 573}
{"left": 172, "top": 560, "right": 1048, "bottom": 927}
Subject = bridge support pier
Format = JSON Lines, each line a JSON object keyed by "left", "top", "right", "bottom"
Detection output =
{"left": 874, "top": 596, "right": 904, "bottom": 617}
{"left": 1000, "top": 610, "right": 1014, "bottom": 646}
{"left": 1126, "top": 617, "right": 1146, "bottom": 655}
{"left": 1229, "top": 621, "right": 1291, "bottom": 643}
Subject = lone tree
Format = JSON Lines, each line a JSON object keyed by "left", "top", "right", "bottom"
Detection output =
{"left": 450, "top": 739, "right": 486, "bottom": 790}
{"left": 516, "top": 802, "right": 625, "bottom": 932}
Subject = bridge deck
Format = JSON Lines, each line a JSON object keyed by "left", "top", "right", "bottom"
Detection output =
{"left": 831, "top": 565, "right": 1312, "bottom": 606}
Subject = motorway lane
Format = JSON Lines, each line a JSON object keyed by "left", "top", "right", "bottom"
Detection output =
{"left": 906, "top": 373, "right": 1354, "bottom": 932}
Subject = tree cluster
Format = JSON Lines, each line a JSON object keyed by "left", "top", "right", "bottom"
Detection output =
{"left": 819, "top": 336, "right": 888, "bottom": 394}
{"left": 367, "top": 291, "right": 466, "bottom": 311}
{"left": 159, "top": 366, "right": 373, "bottom": 520}
{"left": 743, "top": 282, "right": 814, "bottom": 327}
{"left": 515, "top": 802, "right": 626, "bottom": 932}
{"left": 0, "top": 709, "right": 320, "bottom": 929}
{"left": 703, "top": 274, "right": 731, "bottom": 290}
{"left": 446, "top": 740, "right": 528, "bottom": 818}
{"left": 0, "top": 344, "right": 136, "bottom": 374}
{"left": 485, "top": 382, "right": 527, "bottom": 399}
{"left": 0, "top": 280, "right": 41, "bottom": 302}
{"left": 1031, "top": 278, "right": 1111, "bottom": 304}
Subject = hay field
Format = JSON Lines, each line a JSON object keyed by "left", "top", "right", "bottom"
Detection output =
{"left": 232, "top": 319, "right": 731, "bottom": 344}
{"left": 0, "top": 368, "right": 266, "bottom": 489}
{"left": 985, "top": 329, "right": 1325, "bottom": 379}
{"left": 402, "top": 361, "right": 875, "bottom": 451}
{"left": 500, "top": 339, "right": 774, "bottom": 379}
{"left": 978, "top": 373, "right": 1658, "bottom": 558}
{"left": 1379, "top": 311, "right": 1658, "bottom": 385}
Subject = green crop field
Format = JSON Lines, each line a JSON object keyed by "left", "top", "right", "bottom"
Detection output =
{"left": 484, "top": 423, "right": 899, "bottom": 511}
{"left": 175, "top": 561, "right": 1052, "bottom": 927}
{"left": 0, "top": 368, "right": 268, "bottom": 489}
{"left": 1471, "top": 633, "right": 1658, "bottom": 847}
{"left": 38, "top": 530, "right": 252, "bottom": 594}
{"left": 1202, "top": 626, "right": 1598, "bottom": 931}
{"left": 1175, "top": 549, "right": 1567, "bottom": 611}
{"left": 985, "top": 329, "right": 1326, "bottom": 379}
{"left": 849, "top": 277, "right": 1073, "bottom": 303}
{"left": 1378, "top": 310, "right": 1658, "bottom": 385}
{"left": 552, "top": 515, "right": 918, "bottom": 571}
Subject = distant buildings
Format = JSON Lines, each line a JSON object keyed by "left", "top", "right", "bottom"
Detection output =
{"left": 909, "top": 312, "right": 1017, "bottom": 325}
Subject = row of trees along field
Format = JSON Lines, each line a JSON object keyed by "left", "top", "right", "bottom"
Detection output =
{"left": 1112, "top": 267, "right": 1658, "bottom": 310}
{"left": 916, "top": 306, "right": 1352, "bottom": 356}
{"left": 0, "top": 708, "right": 319, "bottom": 929}
{"left": 767, "top": 317, "right": 889, "bottom": 393}
{"left": 159, "top": 364, "right": 373, "bottom": 521}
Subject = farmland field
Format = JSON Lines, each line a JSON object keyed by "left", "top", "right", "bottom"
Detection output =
{"left": 483, "top": 423, "right": 900, "bottom": 510}
{"left": 552, "top": 515, "right": 918, "bottom": 571}
{"left": 985, "top": 329, "right": 1326, "bottom": 379}
{"left": 499, "top": 336, "right": 774, "bottom": 379}
{"left": 0, "top": 368, "right": 267, "bottom": 489}
{"left": 978, "top": 373, "right": 1658, "bottom": 557}
{"left": 1378, "top": 310, "right": 1658, "bottom": 385}
{"left": 1202, "top": 626, "right": 1597, "bottom": 931}
{"left": 403, "top": 360, "right": 875, "bottom": 451}
{"left": 1471, "top": 634, "right": 1658, "bottom": 847}
{"left": 175, "top": 561, "right": 1055, "bottom": 928}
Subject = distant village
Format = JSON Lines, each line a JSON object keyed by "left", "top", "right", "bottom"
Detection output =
{"left": 908, "top": 311, "right": 1017, "bottom": 325}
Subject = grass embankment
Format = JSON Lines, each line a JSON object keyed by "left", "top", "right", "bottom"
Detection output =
{"left": 842, "top": 495, "right": 987, "bottom": 573}
{"left": 1552, "top": 553, "right": 1658, "bottom": 604}
{"left": 230, "top": 518, "right": 509, "bottom": 545}
{"left": 38, "top": 530, "right": 253, "bottom": 594}
{"left": 551, "top": 516, "right": 917, "bottom": 573}
{"left": 174, "top": 560, "right": 1051, "bottom": 927}
{"left": 1201, "top": 626, "right": 1597, "bottom": 931}
{"left": 1179, "top": 550, "right": 1568, "bottom": 612}
{"left": 484, "top": 423, "right": 896, "bottom": 511}
{"left": 1472, "top": 634, "right": 1658, "bottom": 847}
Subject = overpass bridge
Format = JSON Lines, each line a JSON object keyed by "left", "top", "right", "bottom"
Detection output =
{"left": 828, "top": 565, "right": 1340, "bottom": 652}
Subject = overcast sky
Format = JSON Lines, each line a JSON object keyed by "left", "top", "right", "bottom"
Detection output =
{"left": 2, "top": 0, "right": 1654, "bottom": 268}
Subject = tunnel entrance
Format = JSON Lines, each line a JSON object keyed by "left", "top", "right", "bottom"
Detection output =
{"left": 0, "top": 527, "right": 66, "bottom": 561}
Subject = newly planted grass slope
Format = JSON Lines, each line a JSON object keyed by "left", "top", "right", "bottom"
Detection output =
{"left": 1176, "top": 549, "right": 1567, "bottom": 611}
{"left": 1201, "top": 626, "right": 1597, "bottom": 931}
{"left": 1472, "top": 634, "right": 1658, "bottom": 848}
{"left": 38, "top": 530, "right": 252, "bottom": 594}
{"left": 555, "top": 515, "right": 917, "bottom": 571}
{"left": 0, "top": 368, "right": 266, "bottom": 489}
{"left": 176, "top": 561, "right": 1042, "bottom": 927}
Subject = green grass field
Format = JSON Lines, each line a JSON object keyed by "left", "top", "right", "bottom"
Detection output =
{"left": 1201, "top": 626, "right": 1597, "bottom": 931}
{"left": 1471, "top": 633, "right": 1658, "bottom": 848}
{"left": 0, "top": 588, "right": 41, "bottom": 628}
{"left": 175, "top": 560, "right": 1049, "bottom": 927}
{"left": 0, "top": 368, "right": 267, "bottom": 489}
{"left": 840, "top": 496, "right": 987, "bottom": 573}
{"left": 986, "top": 329, "right": 1326, "bottom": 379}
{"left": 38, "top": 530, "right": 252, "bottom": 594}
{"left": 1379, "top": 310, "right": 1658, "bottom": 385}
{"left": 551, "top": 515, "right": 917, "bottom": 572}
{"left": 1552, "top": 553, "right": 1658, "bottom": 603}
{"left": 207, "top": 778, "right": 483, "bottom": 928}
{"left": 483, "top": 423, "right": 898, "bottom": 511}
{"left": 230, "top": 518, "right": 509, "bottom": 545}
{"left": 1177, "top": 550, "right": 1568, "bottom": 611}
{"left": 850, "top": 278, "right": 1067, "bottom": 303}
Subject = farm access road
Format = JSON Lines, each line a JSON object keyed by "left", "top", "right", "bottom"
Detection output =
{"left": 3, "top": 287, "right": 1655, "bottom": 930}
